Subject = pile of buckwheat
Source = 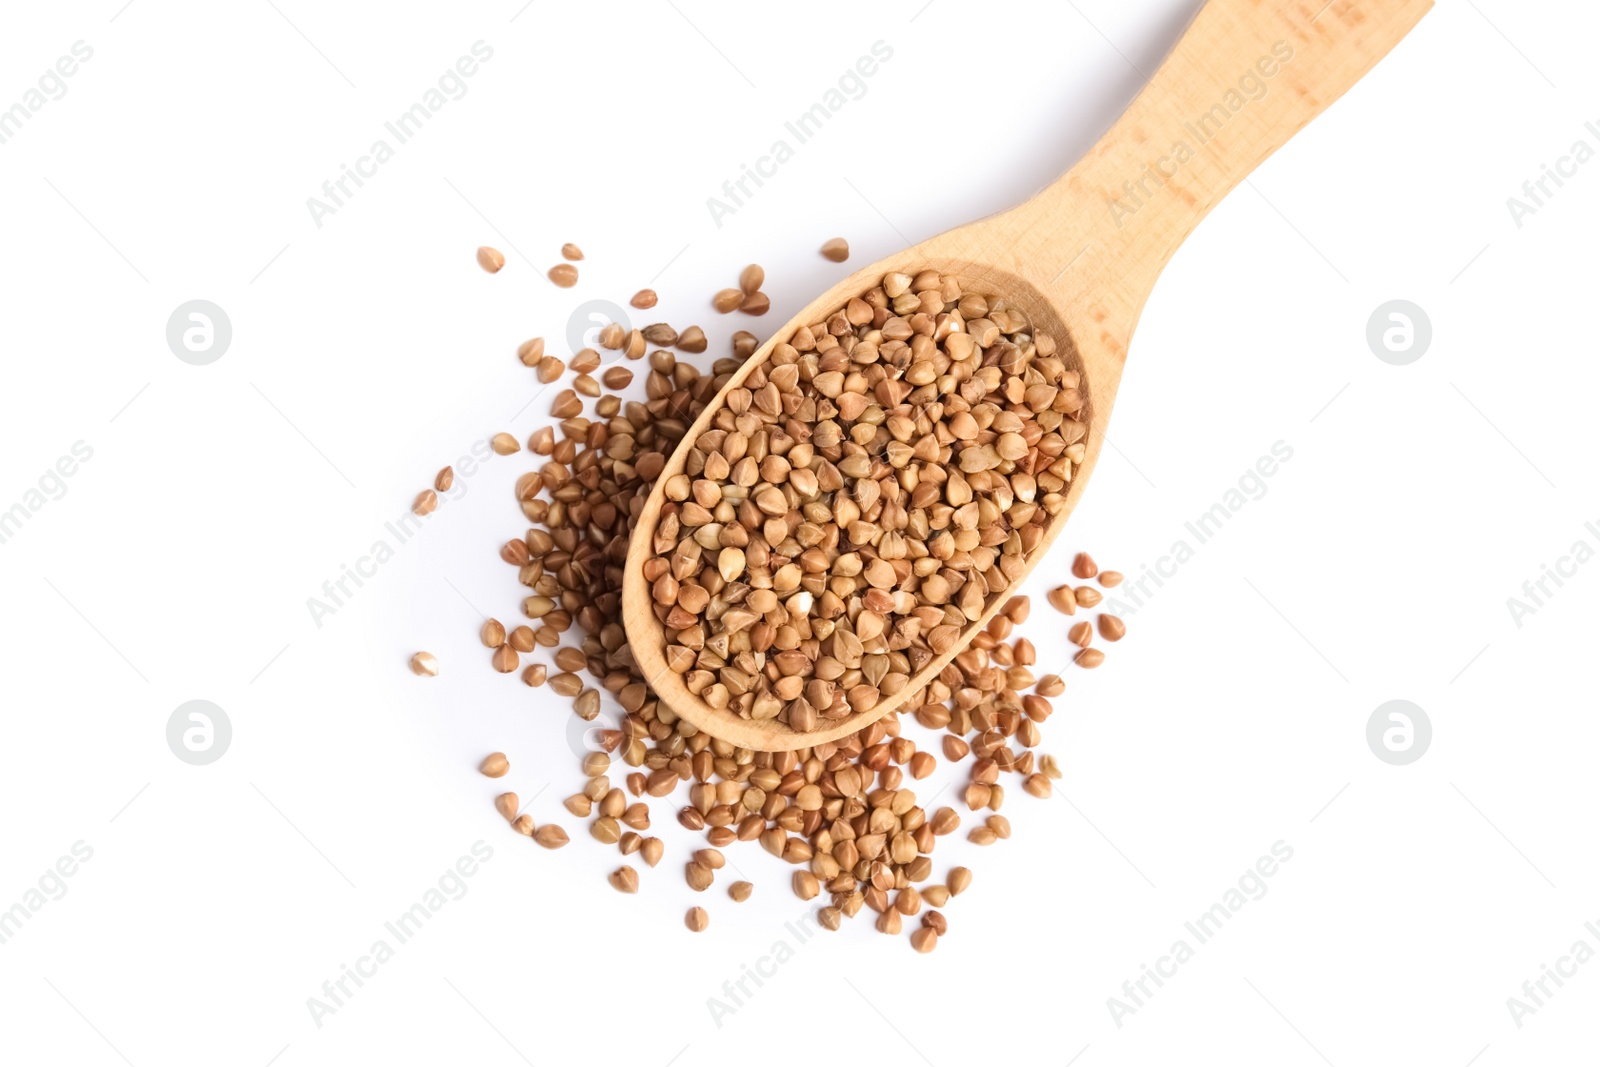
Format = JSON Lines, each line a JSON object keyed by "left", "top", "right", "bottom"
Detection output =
{"left": 645, "top": 267, "right": 1089, "bottom": 732}
{"left": 415, "top": 246, "right": 1127, "bottom": 952}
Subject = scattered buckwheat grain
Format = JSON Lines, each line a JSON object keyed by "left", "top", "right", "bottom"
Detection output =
{"left": 450, "top": 262, "right": 1134, "bottom": 952}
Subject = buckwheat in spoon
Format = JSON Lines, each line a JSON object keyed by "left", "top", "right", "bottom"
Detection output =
{"left": 624, "top": 0, "right": 1432, "bottom": 751}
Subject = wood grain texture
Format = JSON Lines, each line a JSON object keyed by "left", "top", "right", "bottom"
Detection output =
{"left": 623, "top": 0, "right": 1432, "bottom": 750}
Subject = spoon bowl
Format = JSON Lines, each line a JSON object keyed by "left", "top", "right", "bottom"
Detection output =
{"left": 624, "top": 0, "right": 1432, "bottom": 750}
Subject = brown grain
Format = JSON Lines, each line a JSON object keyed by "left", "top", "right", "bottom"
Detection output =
{"left": 676, "top": 326, "right": 707, "bottom": 353}
{"left": 686, "top": 862, "right": 714, "bottom": 892}
{"left": 550, "top": 390, "right": 581, "bottom": 418}
{"left": 534, "top": 824, "right": 569, "bottom": 848}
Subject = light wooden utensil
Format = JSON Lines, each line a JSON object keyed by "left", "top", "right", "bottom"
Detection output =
{"left": 623, "top": 0, "right": 1432, "bottom": 750}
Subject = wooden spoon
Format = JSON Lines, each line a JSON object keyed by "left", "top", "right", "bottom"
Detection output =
{"left": 623, "top": 0, "right": 1432, "bottom": 750}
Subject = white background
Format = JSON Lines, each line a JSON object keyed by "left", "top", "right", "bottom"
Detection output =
{"left": 0, "top": 0, "right": 1594, "bottom": 1064}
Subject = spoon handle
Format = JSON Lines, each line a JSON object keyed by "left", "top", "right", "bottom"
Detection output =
{"left": 1018, "top": 0, "right": 1432, "bottom": 325}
